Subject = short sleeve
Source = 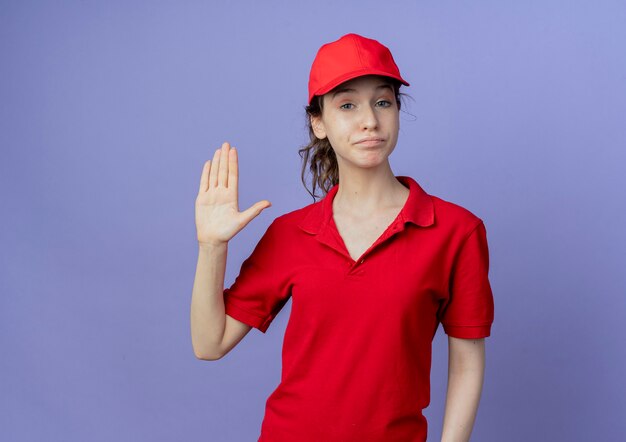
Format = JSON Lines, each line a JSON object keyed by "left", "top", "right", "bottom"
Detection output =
{"left": 440, "top": 220, "right": 495, "bottom": 339}
{"left": 223, "top": 219, "right": 291, "bottom": 333}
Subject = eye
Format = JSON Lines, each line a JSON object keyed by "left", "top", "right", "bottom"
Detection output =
{"left": 377, "top": 100, "right": 392, "bottom": 107}
{"left": 340, "top": 103, "right": 354, "bottom": 110}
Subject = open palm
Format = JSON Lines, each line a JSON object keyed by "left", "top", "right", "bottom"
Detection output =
{"left": 195, "top": 142, "right": 271, "bottom": 246}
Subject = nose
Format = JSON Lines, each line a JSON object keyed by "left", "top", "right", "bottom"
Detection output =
{"left": 359, "top": 103, "right": 378, "bottom": 130}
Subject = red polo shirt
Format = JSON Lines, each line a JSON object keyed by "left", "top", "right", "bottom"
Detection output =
{"left": 223, "top": 175, "right": 495, "bottom": 442}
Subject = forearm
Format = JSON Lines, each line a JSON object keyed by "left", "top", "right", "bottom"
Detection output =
{"left": 190, "top": 242, "right": 228, "bottom": 359}
{"left": 440, "top": 338, "right": 485, "bottom": 442}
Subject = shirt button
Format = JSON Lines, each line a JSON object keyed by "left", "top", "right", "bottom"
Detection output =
{"left": 360, "top": 259, "right": 364, "bottom": 264}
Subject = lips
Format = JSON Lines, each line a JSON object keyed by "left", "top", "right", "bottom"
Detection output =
{"left": 355, "top": 137, "right": 385, "bottom": 146}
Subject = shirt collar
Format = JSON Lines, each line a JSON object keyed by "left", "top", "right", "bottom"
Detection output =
{"left": 298, "top": 175, "right": 434, "bottom": 234}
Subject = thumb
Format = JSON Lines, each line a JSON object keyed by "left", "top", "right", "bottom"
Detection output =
{"left": 240, "top": 200, "right": 272, "bottom": 225}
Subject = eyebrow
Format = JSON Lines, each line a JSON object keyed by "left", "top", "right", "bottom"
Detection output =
{"left": 331, "top": 83, "right": 394, "bottom": 100}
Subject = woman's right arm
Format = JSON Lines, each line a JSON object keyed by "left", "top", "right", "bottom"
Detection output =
{"left": 190, "top": 141, "right": 271, "bottom": 360}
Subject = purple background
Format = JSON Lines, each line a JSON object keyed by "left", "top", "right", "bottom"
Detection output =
{"left": 2, "top": 1, "right": 625, "bottom": 441}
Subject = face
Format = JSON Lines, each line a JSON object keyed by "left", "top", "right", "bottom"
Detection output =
{"left": 311, "top": 75, "right": 400, "bottom": 171}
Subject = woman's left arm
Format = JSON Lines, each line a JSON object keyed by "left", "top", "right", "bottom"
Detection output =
{"left": 440, "top": 336, "right": 486, "bottom": 442}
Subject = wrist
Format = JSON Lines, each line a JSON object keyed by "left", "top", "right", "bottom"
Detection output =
{"left": 198, "top": 240, "right": 228, "bottom": 251}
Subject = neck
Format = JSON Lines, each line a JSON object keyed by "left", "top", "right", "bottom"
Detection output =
{"left": 333, "top": 165, "right": 407, "bottom": 215}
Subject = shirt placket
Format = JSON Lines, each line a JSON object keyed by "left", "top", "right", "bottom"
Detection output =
{"left": 316, "top": 216, "right": 407, "bottom": 276}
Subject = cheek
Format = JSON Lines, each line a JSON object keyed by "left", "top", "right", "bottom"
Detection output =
{"left": 334, "top": 119, "right": 354, "bottom": 136}
{"left": 325, "top": 121, "right": 350, "bottom": 142}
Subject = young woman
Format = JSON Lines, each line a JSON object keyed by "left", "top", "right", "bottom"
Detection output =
{"left": 191, "top": 33, "right": 494, "bottom": 442}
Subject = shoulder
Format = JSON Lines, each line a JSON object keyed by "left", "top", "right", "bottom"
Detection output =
{"left": 430, "top": 193, "right": 485, "bottom": 237}
{"left": 268, "top": 198, "right": 323, "bottom": 234}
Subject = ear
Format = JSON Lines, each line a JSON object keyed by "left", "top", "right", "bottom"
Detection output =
{"left": 310, "top": 115, "right": 327, "bottom": 140}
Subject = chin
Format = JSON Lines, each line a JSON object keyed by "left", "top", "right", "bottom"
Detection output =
{"left": 352, "top": 155, "right": 389, "bottom": 169}
{"left": 336, "top": 147, "right": 391, "bottom": 168}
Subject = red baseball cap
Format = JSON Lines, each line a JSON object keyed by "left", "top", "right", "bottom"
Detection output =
{"left": 307, "top": 33, "right": 410, "bottom": 106}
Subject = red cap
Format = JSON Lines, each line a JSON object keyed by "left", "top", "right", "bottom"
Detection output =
{"left": 307, "top": 33, "right": 410, "bottom": 106}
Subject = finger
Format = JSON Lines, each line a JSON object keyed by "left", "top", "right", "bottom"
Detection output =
{"left": 208, "top": 145, "right": 222, "bottom": 188}
{"left": 218, "top": 141, "right": 229, "bottom": 187}
{"left": 199, "top": 160, "right": 210, "bottom": 193}
{"left": 241, "top": 200, "right": 272, "bottom": 224}
{"left": 227, "top": 147, "right": 238, "bottom": 192}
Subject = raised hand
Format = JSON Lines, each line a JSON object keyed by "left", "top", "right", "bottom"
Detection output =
{"left": 195, "top": 142, "right": 272, "bottom": 246}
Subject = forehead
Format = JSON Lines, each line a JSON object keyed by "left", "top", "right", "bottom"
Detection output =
{"left": 328, "top": 75, "right": 394, "bottom": 98}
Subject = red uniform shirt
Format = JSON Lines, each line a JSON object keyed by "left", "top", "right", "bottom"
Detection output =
{"left": 223, "top": 175, "right": 495, "bottom": 442}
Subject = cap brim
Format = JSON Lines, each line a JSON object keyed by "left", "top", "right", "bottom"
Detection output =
{"left": 310, "top": 69, "right": 410, "bottom": 104}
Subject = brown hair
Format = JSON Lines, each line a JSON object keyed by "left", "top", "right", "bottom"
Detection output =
{"left": 298, "top": 77, "right": 409, "bottom": 201}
